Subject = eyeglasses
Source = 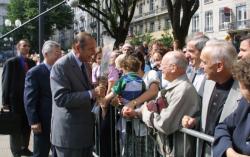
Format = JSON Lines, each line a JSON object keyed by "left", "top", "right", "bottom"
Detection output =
{"left": 23, "top": 44, "right": 30, "bottom": 47}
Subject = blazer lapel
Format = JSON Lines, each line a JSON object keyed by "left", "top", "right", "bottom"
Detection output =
{"left": 68, "top": 52, "right": 90, "bottom": 89}
{"left": 201, "top": 80, "right": 216, "bottom": 131}
{"left": 219, "top": 81, "right": 241, "bottom": 122}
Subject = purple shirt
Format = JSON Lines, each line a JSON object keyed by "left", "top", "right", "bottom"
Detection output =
{"left": 108, "top": 65, "right": 119, "bottom": 82}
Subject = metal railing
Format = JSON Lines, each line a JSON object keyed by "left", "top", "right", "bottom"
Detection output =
{"left": 228, "top": 19, "right": 250, "bottom": 31}
{"left": 92, "top": 105, "right": 215, "bottom": 157}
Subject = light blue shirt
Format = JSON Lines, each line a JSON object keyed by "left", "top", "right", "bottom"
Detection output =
{"left": 186, "top": 65, "right": 206, "bottom": 97}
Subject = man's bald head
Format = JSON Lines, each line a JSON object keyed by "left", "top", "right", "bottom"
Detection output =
{"left": 160, "top": 51, "right": 188, "bottom": 81}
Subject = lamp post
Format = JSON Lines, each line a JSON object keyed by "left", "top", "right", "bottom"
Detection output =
{"left": 4, "top": 19, "right": 22, "bottom": 56}
{"left": 0, "top": 0, "right": 79, "bottom": 39}
{"left": 39, "top": 0, "right": 44, "bottom": 61}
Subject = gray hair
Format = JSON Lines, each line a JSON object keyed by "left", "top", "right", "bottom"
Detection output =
{"left": 203, "top": 39, "right": 237, "bottom": 69}
{"left": 42, "top": 40, "right": 60, "bottom": 57}
{"left": 165, "top": 51, "right": 188, "bottom": 70}
{"left": 188, "top": 35, "right": 209, "bottom": 52}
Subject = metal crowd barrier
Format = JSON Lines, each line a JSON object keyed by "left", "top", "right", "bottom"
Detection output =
{"left": 92, "top": 105, "right": 215, "bottom": 157}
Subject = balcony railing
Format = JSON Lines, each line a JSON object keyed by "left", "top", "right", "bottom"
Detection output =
{"left": 205, "top": 26, "right": 213, "bottom": 32}
{"left": 228, "top": 19, "right": 250, "bottom": 31}
{"left": 132, "top": 6, "right": 168, "bottom": 21}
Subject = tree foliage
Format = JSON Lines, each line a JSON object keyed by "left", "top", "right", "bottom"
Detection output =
{"left": 6, "top": 0, "right": 74, "bottom": 52}
{"left": 166, "top": 0, "right": 199, "bottom": 48}
{"left": 78, "top": 0, "right": 138, "bottom": 49}
{"left": 129, "top": 33, "right": 154, "bottom": 46}
{"left": 159, "top": 31, "right": 173, "bottom": 48}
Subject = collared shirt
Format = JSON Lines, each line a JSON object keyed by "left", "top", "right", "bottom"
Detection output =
{"left": 186, "top": 65, "right": 206, "bottom": 97}
{"left": 43, "top": 60, "right": 52, "bottom": 71}
{"left": 71, "top": 51, "right": 93, "bottom": 99}
{"left": 205, "top": 77, "right": 234, "bottom": 136}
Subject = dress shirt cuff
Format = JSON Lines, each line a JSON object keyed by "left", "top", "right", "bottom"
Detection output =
{"left": 142, "top": 108, "right": 154, "bottom": 128}
{"left": 88, "top": 90, "right": 93, "bottom": 99}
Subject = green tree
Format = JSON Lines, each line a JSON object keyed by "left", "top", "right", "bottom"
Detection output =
{"left": 129, "top": 33, "right": 154, "bottom": 46}
{"left": 166, "top": 0, "right": 199, "bottom": 48}
{"left": 6, "top": 0, "right": 74, "bottom": 52}
{"left": 159, "top": 31, "right": 173, "bottom": 48}
{"left": 78, "top": 0, "right": 138, "bottom": 49}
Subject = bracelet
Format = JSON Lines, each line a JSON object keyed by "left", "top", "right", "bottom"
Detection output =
{"left": 132, "top": 100, "right": 137, "bottom": 108}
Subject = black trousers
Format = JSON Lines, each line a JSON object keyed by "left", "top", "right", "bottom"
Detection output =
{"left": 10, "top": 122, "right": 31, "bottom": 155}
{"left": 53, "top": 146, "right": 93, "bottom": 157}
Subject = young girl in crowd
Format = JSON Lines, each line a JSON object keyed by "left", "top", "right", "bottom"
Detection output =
{"left": 92, "top": 50, "right": 102, "bottom": 86}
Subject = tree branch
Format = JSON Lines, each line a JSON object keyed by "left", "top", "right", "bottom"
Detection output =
{"left": 77, "top": 5, "right": 114, "bottom": 37}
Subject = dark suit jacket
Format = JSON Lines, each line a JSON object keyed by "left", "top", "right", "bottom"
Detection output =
{"left": 50, "top": 52, "right": 95, "bottom": 149}
{"left": 213, "top": 97, "right": 250, "bottom": 157}
{"left": 24, "top": 63, "right": 52, "bottom": 134}
{"left": 2, "top": 56, "right": 36, "bottom": 115}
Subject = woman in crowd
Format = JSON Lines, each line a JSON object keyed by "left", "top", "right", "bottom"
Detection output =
{"left": 213, "top": 58, "right": 250, "bottom": 157}
{"left": 92, "top": 50, "right": 102, "bottom": 86}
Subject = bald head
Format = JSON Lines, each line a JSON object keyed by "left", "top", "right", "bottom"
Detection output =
{"left": 163, "top": 51, "right": 188, "bottom": 70}
{"left": 160, "top": 51, "right": 188, "bottom": 81}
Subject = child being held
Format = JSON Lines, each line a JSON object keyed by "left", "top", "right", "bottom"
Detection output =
{"left": 103, "top": 55, "right": 146, "bottom": 156}
{"left": 104, "top": 55, "right": 145, "bottom": 107}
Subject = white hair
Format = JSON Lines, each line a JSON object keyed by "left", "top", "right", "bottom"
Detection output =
{"left": 203, "top": 39, "right": 237, "bottom": 69}
{"left": 164, "top": 51, "right": 188, "bottom": 70}
{"left": 115, "top": 54, "right": 126, "bottom": 70}
{"left": 42, "top": 40, "right": 60, "bottom": 57}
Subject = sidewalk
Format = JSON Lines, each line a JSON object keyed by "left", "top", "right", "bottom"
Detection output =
{"left": 0, "top": 134, "right": 33, "bottom": 157}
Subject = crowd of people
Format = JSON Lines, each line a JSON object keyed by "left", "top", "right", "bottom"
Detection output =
{"left": 1, "top": 31, "right": 250, "bottom": 157}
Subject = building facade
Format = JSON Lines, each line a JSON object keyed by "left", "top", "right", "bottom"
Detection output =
{"left": 129, "top": 0, "right": 171, "bottom": 39}
{"left": 129, "top": 0, "right": 250, "bottom": 42}
{"left": 190, "top": 0, "right": 250, "bottom": 39}
{"left": 0, "top": 0, "right": 9, "bottom": 36}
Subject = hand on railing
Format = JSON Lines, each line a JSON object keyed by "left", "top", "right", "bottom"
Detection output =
{"left": 226, "top": 148, "right": 250, "bottom": 157}
{"left": 122, "top": 106, "right": 137, "bottom": 118}
{"left": 182, "top": 115, "right": 196, "bottom": 129}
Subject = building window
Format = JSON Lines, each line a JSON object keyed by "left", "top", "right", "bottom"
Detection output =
{"left": 192, "top": 15, "right": 199, "bottom": 32}
{"left": 161, "top": 0, "right": 166, "bottom": 7}
{"left": 139, "top": 3, "right": 143, "bottom": 15}
{"left": 236, "top": 5, "right": 247, "bottom": 29}
{"left": 204, "top": 0, "right": 213, "bottom": 4}
{"left": 149, "top": 22, "right": 155, "bottom": 32}
{"left": 219, "top": 7, "right": 231, "bottom": 30}
{"left": 205, "top": 11, "right": 213, "bottom": 32}
{"left": 149, "top": 0, "right": 154, "bottom": 11}
{"left": 139, "top": 24, "right": 143, "bottom": 34}
{"left": 165, "top": 18, "right": 171, "bottom": 29}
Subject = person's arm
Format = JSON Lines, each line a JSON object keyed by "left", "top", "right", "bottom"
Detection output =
{"left": 142, "top": 85, "right": 200, "bottom": 135}
{"left": 226, "top": 148, "right": 250, "bottom": 157}
{"left": 2, "top": 60, "right": 11, "bottom": 107}
{"left": 50, "top": 63, "right": 105, "bottom": 108}
{"left": 107, "top": 80, "right": 116, "bottom": 94}
{"left": 24, "top": 69, "right": 42, "bottom": 134}
{"left": 213, "top": 103, "right": 241, "bottom": 157}
{"left": 127, "top": 82, "right": 159, "bottom": 108}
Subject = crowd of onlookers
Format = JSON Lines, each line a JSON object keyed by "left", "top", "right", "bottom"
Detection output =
{"left": 89, "top": 34, "right": 250, "bottom": 157}
{"left": 1, "top": 32, "right": 250, "bottom": 157}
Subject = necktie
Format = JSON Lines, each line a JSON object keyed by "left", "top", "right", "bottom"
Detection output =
{"left": 191, "top": 72, "right": 197, "bottom": 83}
{"left": 24, "top": 59, "right": 29, "bottom": 73}
{"left": 81, "top": 63, "right": 89, "bottom": 82}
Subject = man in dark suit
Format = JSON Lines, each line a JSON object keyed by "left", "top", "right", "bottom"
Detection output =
{"left": 2, "top": 39, "right": 36, "bottom": 157}
{"left": 50, "top": 32, "right": 106, "bottom": 157}
{"left": 24, "top": 40, "right": 61, "bottom": 157}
